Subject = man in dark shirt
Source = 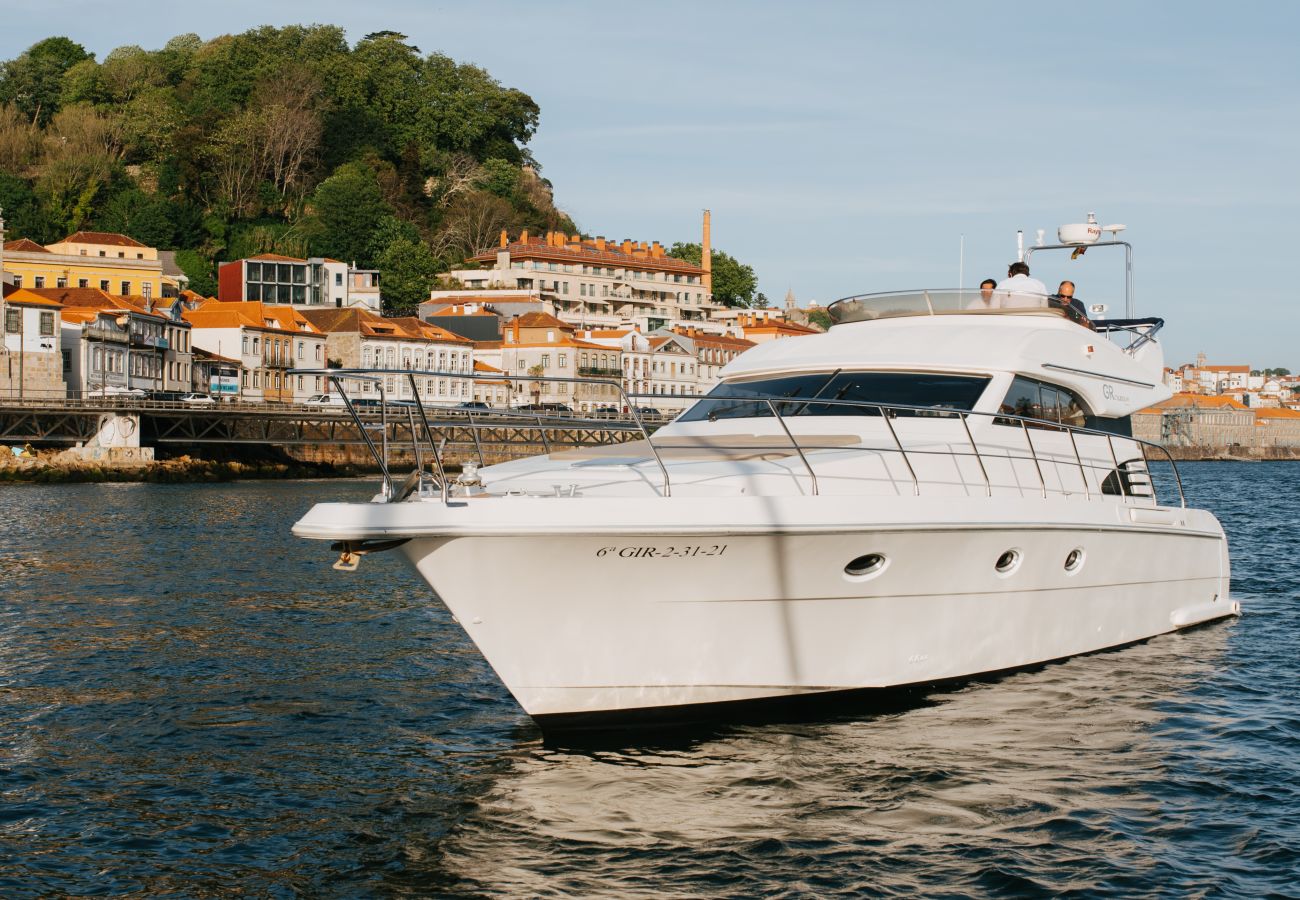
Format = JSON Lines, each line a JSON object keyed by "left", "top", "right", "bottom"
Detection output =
{"left": 1055, "top": 280, "right": 1091, "bottom": 324}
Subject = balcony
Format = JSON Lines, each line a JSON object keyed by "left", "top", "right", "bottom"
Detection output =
{"left": 577, "top": 366, "right": 622, "bottom": 378}
{"left": 84, "top": 325, "right": 128, "bottom": 343}
{"left": 131, "top": 333, "right": 168, "bottom": 349}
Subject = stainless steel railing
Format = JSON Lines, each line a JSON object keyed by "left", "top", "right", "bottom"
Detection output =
{"left": 290, "top": 367, "right": 1186, "bottom": 509}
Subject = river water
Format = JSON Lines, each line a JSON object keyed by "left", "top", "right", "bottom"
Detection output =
{"left": 1, "top": 463, "right": 1297, "bottom": 897}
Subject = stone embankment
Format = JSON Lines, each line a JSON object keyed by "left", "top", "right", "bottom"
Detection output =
{"left": 1158, "top": 445, "right": 1300, "bottom": 462}
{"left": 0, "top": 449, "right": 362, "bottom": 484}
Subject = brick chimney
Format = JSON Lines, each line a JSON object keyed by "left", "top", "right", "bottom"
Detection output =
{"left": 595, "top": 236, "right": 606, "bottom": 251}
{"left": 520, "top": 229, "right": 529, "bottom": 244}
{"left": 499, "top": 229, "right": 508, "bottom": 248}
{"left": 702, "top": 209, "right": 712, "bottom": 294}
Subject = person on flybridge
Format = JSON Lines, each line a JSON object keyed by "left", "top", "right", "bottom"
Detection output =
{"left": 995, "top": 261, "right": 1049, "bottom": 308}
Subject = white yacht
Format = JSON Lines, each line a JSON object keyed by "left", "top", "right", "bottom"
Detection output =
{"left": 293, "top": 226, "right": 1238, "bottom": 730}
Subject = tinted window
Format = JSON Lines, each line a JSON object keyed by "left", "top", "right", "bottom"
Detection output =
{"left": 679, "top": 372, "right": 991, "bottom": 422}
{"left": 997, "top": 376, "right": 1091, "bottom": 429}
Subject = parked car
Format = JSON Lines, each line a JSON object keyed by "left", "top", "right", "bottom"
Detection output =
{"left": 591, "top": 405, "right": 621, "bottom": 418}
{"left": 179, "top": 393, "right": 215, "bottom": 406}
{"left": 631, "top": 406, "right": 659, "bottom": 418}
{"left": 304, "top": 394, "right": 346, "bottom": 407}
{"left": 457, "top": 401, "right": 492, "bottom": 410}
{"left": 515, "top": 402, "right": 572, "bottom": 413}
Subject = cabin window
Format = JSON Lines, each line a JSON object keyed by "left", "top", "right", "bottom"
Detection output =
{"left": 996, "top": 376, "right": 1090, "bottom": 429}
{"left": 679, "top": 372, "right": 991, "bottom": 422}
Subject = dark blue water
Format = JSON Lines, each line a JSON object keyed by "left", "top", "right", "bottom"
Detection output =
{"left": 1, "top": 464, "right": 1297, "bottom": 897}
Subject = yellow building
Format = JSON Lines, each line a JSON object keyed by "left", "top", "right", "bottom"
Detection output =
{"left": 2, "top": 231, "right": 167, "bottom": 301}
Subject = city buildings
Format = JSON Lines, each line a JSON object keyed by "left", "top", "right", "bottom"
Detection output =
{"left": 0, "top": 286, "right": 66, "bottom": 399}
{"left": 298, "top": 307, "right": 474, "bottom": 406}
{"left": 28, "top": 287, "right": 193, "bottom": 398}
{"left": 435, "top": 228, "right": 722, "bottom": 333}
{"left": 3, "top": 232, "right": 171, "bottom": 300}
{"left": 217, "top": 254, "right": 382, "bottom": 312}
{"left": 185, "top": 300, "right": 326, "bottom": 403}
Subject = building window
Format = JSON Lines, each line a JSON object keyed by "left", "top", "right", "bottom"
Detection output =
{"left": 56, "top": 277, "right": 67, "bottom": 288}
{"left": 297, "top": 341, "right": 304, "bottom": 360}
{"left": 33, "top": 276, "right": 45, "bottom": 288}
{"left": 121, "top": 281, "right": 131, "bottom": 295}
{"left": 559, "top": 354, "right": 567, "bottom": 368}
{"left": 39, "top": 311, "right": 55, "bottom": 336}
{"left": 11, "top": 275, "right": 21, "bottom": 288}
{"left": 77, "top": 278, "right": 88, "bottom": 288}
{"left": 99, "top": 279, "right": 109, "bottom": 291}
{"left": 4, "top": 309, "right": 18, "bottom": 333}
{"left": 335, "top": 272, "right": 342, "bottom": 286}
{"left": 541, "top": 354, "right": 550, "bottom": 369}
{"left": 142, "top": 283, "right": 152, "bottom": 300}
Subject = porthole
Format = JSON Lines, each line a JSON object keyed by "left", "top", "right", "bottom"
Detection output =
{"left": 1064, "top": 548, "right": 1085, "bottom": 573}
{"left": 995, "top": 549, "right": 1022, "bottom": 576}
{"left": 844, "top": 553, "right": 889, "bottom": 581}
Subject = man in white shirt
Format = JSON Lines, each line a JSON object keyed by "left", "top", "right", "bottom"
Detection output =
{"left": 996, "top": 262, "right": 1049, "bottom": 308}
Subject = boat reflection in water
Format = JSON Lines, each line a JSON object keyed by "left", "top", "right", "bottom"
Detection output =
{"left": 414, "top": 621, "right": 1238, "bottom": 895}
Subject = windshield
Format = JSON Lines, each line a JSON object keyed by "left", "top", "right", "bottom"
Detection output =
{"left": 827, "top": 290, "right": 1071, "bottom": 326}
{"left": 678, "top": 372, "right": 992, "bottom": 422}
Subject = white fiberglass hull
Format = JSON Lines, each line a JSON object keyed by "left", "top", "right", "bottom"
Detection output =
{"left": 298, "top": 495, "right": 1237, "bottom": 727}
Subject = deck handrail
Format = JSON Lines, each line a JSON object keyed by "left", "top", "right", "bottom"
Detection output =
{"left": 288, "top": 367, "right": 1186, "bottom": 508}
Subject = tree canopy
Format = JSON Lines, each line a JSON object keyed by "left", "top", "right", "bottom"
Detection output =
{"left": 0, "top": 26, "right": 572, "bottom": 314}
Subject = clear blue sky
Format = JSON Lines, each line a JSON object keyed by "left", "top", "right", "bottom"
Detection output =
{"left": 5, "top": 1, "right": 1296, "bottom": 368}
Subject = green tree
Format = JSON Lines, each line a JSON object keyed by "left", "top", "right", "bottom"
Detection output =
{"left": 94, "top": 186, "right": 175, "bottom": 246}
{"left": 376, "top": 236, "right": 438, "bottom": 316}
{"left": 0, "top": 36, "right": 91, "bottom": 125}
{"left": 667, "top": 242, "right": 758, "bottom": 307}
{"left": 0, "top": 173, "right": 54, "bottom": 242}
{"left": 307, "top": 161, "right": 393, "bottom": 265}
{"left": 174, "top": 248, "right": 217, "bottom": 297}
{"left": 805, "top": 308, "right": 834, "bottom": 331}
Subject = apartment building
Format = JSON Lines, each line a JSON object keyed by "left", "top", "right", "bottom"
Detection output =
{"left": 298, "top": 307, "right": 474, "bottom": 406}
{"left": 27, "top": 287, "right": 192, "bottom": 397}
{"left": 444, "top": 228, "right": 722, "bottom": 333}
{"left": 218, "top": 254, "right": 382, "bottom": 312}
{"left": 0, "top": 286, "right": 66, "bottom": 399}
{"left": 3, "top": 231, "right": 168, "bottom": 301}
{"left": 185, "top": 300, "right": 326, "bottom": 402}
{"left": 667, "top": 327, "right": 757, "bottom": 393}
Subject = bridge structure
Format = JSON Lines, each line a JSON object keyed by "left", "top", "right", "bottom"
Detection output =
{"left": 0, "top": 397, "right": 649, "bottom": 465}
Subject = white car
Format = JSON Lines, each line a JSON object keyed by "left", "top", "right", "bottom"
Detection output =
{"left": 180, "top": 393, "right": 215, "bottom": 405}
{"left": 304, "top": 394, "right": 346, "bottom": 407}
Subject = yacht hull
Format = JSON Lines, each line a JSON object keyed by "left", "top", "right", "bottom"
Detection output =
{"left": 393, "top": 510, "right": 1235, "bottom": 727}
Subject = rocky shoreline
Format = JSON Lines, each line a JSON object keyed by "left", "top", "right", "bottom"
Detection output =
{"left": 0, "top": 450, "right": 365, "bottom": 484}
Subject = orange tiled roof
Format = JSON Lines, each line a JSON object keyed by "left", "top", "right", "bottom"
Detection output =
{"left": 299, "top": 308, "right": 468, "bottom": 343}
{"left": 3, "top": 238, "right": 50, "bottom": 253}
{"left": 649, "top": 335, "right": 693, "bottom": 352}
{"left": 186, "top": 301, "right": 315, "bottom": 334}
{"left": 3, "top": 288, "right": 64, "bottom": 308}
{"left": 22, "top": 287, "right": 175, "bottom": 317}
{"left": 425, "top": 303, "right": 499, "bottom": 316}
{"left": 247, "top": 253, "right": 307, "bottom": 262}
{"left": 515, "top": 311, "right": 572, "bottom": 329}
{"left": 473, "top": 232, "right": 704, "bottom": 276}
{"left": 1138, "top": 393, "right": 1251, "bottom": 414}
{"left": 504, "top": 339, "right": 618, "bottom": 351}
{"left": 387, "top": 315, "right": 472, "bottom": 344}
{"left": 670, "top": 327, "right": 756, "bottom": 350}
{"left": 56, "top": 231, "right": 147, "bottom": 248}
{"left": 474, "top": 359, "right": 505, "bottom": 374}
{"left": 1255, "top": 407, "right": 1300, "bottom": 420}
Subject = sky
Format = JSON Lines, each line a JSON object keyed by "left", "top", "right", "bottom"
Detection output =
{"left": 4, "top": 1, "right": 1297, "bottom": 367}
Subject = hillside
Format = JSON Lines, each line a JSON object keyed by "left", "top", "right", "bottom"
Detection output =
{"left": 0, "top": 27, "right": 577, "bottom": 314}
